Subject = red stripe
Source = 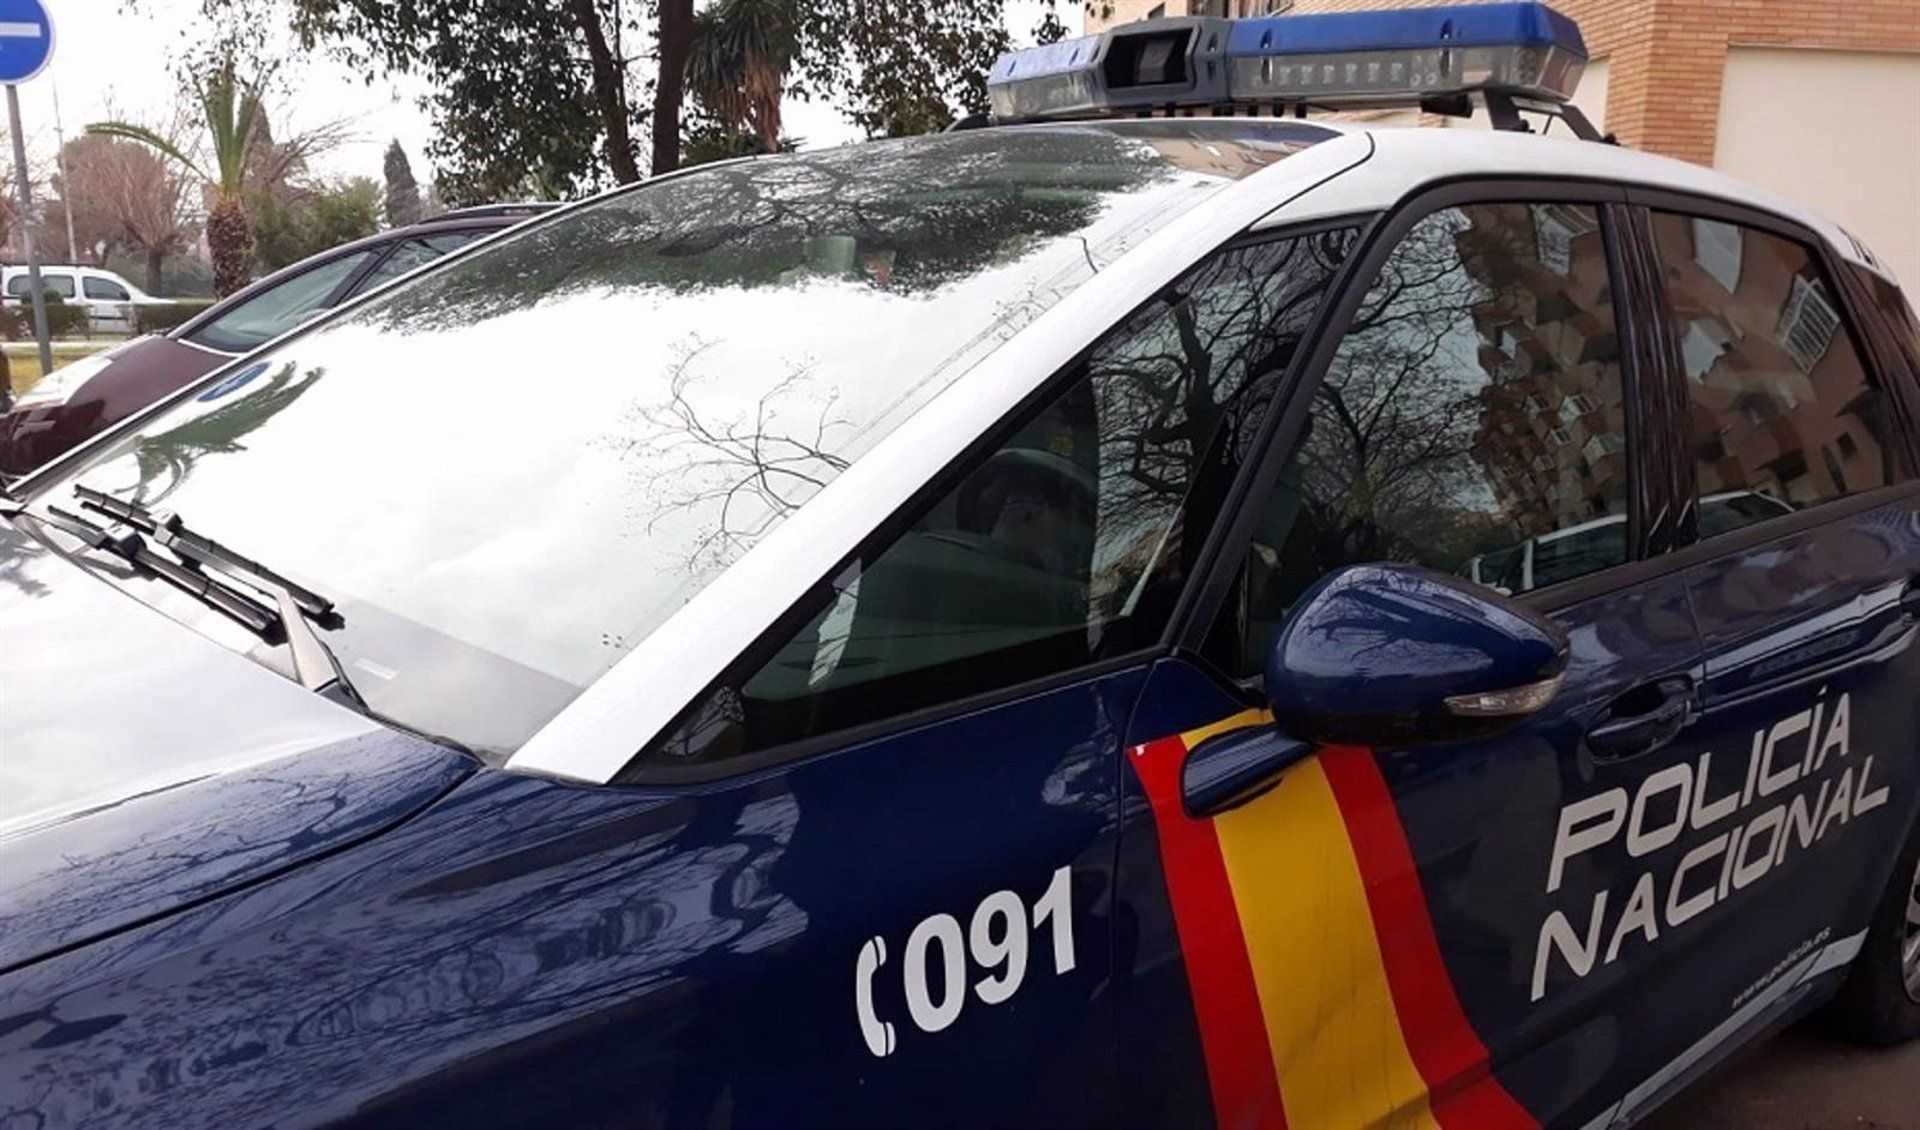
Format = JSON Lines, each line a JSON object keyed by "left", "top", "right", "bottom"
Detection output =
{"left": 1318, "top": 745, "right": 1537, "bottom": 1130}
{"left": 1129, "top": 736, "right": 1288, "bottom": 1130}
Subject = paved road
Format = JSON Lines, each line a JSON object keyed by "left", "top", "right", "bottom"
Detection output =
{"left": 1645, "top": 1030, "right": 1920, "bottom": 1129}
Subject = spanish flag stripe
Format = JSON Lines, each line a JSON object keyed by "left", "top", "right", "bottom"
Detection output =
{"left": 1317, "top": 746, "right": 1538, "bottom": 1130}
{"left": 1131, "top": 733, "right": 1290, "bottom": 1130}
{"left": 1213, "top": 755, "right": 1441, "bottom": 1130}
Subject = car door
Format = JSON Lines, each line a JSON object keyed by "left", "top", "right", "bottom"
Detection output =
{"left": 81, "top": 274, "right": 133, "bottom": 334}
{"left": 1114, "top": 188, "right": 1738, "bottom": 1129}
{"left": 1598, "top": 200, "right": 1920, "bottom": 1115}
{"left": 572, "top": 227, "right": 1359, "bottom": 1126}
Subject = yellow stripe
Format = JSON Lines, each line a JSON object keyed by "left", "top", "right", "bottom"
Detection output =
{"left": 1209, "top": 753, "right": 1439, "bottom": 1130}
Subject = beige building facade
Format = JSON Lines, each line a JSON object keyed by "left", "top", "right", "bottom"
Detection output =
{"left": 1086, "top": 0, "right": 1920, "bottom": 288}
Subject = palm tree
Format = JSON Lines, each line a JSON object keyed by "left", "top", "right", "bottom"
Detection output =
{"left": 90, "top": 57, "right": 271, "bottom": 298}
{"left": 686, "top": 0, "right": 796, "bottom": 155}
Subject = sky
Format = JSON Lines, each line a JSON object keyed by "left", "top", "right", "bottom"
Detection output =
{"left": 8, "top": 0, "right": 1076, "bottom": 191}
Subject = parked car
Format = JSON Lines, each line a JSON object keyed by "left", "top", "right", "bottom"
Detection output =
{"left": 3, "top": 6, "right": 1919, "bottom": 1127}
{"left": 0, "top": 203, "right": 555, "bottom": 478}
{"left": 1, "top": 264, "right": 163, "bottom": 334}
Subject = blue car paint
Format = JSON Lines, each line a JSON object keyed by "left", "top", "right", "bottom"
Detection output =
{"left": 1265, "top": 562, "right": 1569, "bottom": 745}
{"left": 0, "top": 667, "right": 1145, "bottom": 1127}
{"left": 0, "top": 730, "right": 472, "bottom": 973}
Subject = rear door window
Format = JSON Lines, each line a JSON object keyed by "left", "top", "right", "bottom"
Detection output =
{"left": 9, "top": 273, "right": 75, "bottom": 299}
{"left": 1646, "top": 212, "right": 1912, "bottom": 538}
{"left": 349, "top": 231, "right": 486, "bottom": 296}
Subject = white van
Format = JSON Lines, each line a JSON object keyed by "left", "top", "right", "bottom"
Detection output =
{"left": 1, "top": 265, "right": 162, "bottom": 335}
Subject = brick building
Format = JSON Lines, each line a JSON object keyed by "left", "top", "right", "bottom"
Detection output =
{"left": 1086, "top": 0, "right": 1920, "bottom": 287}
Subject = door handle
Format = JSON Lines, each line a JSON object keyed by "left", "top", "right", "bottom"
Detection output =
{"left": 1901, "top": 576, "right": 1920, "bottom": 618}
{"left": 1586, "top": 678, "right": 1696, "bottom": 762}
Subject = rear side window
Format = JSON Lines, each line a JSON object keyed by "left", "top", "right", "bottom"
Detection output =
{"left": 634, "top": 228, "right": 1358, "bottom": 774}
{"left": 83, "top": 277, "right": 130, "bottom": 301}
{"left": 1205, "top": 202, "right": 1633, "bottom": 679}
{"left": 186, "top": 249, "right": 377, "bottom": 353}
{"left": 9, "top": 273, "right": 75, "bottom": 299}
{"left": 1648, "top": 213, "right": 1911, "bottom": 537}
{"left": 350, "top": 232, "right": 484, "bottom": 296}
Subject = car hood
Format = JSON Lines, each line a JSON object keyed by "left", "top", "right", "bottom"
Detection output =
{"left": 0, "top": 519, "right": 476, "bottom": 970}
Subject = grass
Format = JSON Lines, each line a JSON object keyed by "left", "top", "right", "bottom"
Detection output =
{"left": 4, "top": 341, "right": 117, "bottom": 395}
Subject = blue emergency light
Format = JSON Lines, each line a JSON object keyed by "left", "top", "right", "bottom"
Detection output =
{"left": 986, "top": 3, "right": 1592, "bottom": 136}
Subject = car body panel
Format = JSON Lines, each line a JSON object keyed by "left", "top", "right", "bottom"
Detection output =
{"left": 0, "top": 666, "right": 1140, "bottom": 1128}
{"left": 0, "top": 731, "right": 473, "bottom": 973}
{"left": 0, "top": 335, "right": 225, "bottom": 477}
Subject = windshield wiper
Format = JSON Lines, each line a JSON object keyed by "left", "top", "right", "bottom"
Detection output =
{"left": 40, "top": 505, "right": 279, "bottom": 635}
{"left": 57, "top": 486, "right": 367, "bottom": 709}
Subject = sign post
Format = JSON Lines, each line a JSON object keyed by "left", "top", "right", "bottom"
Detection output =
{"left": 0, "top": 0, "right": 55, "bottom": 414}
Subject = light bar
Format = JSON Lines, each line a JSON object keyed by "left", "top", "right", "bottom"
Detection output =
{"left": 987, "top": 2, "right": 1588, "bottom": 122}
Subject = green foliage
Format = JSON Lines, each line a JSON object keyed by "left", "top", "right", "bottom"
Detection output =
{"left": 272, "top": 0, "right": 618, "bottom": 202}
{"left": 249, "top": 177, "right": 382, "bottom": 273}
{"left": 680, "top": 116, "right": 795, "bottom": 168}
{"left": 383, "top": 140, "right": 422, "bottom": 226}
{"left": 91, "top": 49, "right": 275, "bottom": 296}
{"left": 1, "top": 298, "right": 92, "bottom": 340}
{"left": 687, "top": 0, "right": 797, "bottom": 153}
{"left": 795, "top": 0, "right": 1020, "bottom": 137}
{"left": 135, "top": 300, "right": 219, "bottom": 335}
{"left": 208, "top": 0, "right": 1065, "bottom": 194}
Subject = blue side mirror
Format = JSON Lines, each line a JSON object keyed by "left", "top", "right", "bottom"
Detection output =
{"left": 1181, "top": 563, "right": 1569, "bottom": 818}
{"left": 1266, "top": 563, "right": 1570, "bottom": 748}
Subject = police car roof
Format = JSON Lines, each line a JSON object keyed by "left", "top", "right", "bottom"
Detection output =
{"left": 1082, "top": 116, "right": 1877, "bottom": 280}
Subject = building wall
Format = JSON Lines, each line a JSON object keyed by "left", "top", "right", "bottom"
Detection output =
{"left": 1083, "top": 0, "right": 1920, "bottom": 282}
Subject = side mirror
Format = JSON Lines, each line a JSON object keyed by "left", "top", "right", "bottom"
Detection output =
{"left": 1266, "top": 563, "right": 1569, "bottom": 747}
{"left": 1181, "top": 563, "right": 1568, "bottom": 818}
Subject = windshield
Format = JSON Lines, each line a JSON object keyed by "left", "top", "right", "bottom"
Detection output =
{"left": 37, "top": 121, "right": 1326, "bottom": 756}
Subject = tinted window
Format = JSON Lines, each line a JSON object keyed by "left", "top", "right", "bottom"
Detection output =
{"left": 186, "top": 250, "right": 376, "bottom": 353}
{"left": 1206, "top": 202, "right": 1632, "bottom": 678}
{"left": 1860, "top": 267, "right": 1920, "bottom": 424}
{"left": 640, "top": 229, "right": 1357, "bottom": 772}
{"left": 83, "top": 277, "right": 130, "bottom": 301}
{"left": 1649, "top": 213, "right": 1908, "bottom": 537}
{"left": 350, "top": 232, "right": 483, "bottom": 295}
{"left": 9, "top": 273, "right": 75, "bottom": 298}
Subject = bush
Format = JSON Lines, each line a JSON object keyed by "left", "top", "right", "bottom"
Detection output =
{"left": 135, "top": 300, "right": 217, "bottom": 335}
{"left": 0, "top": 299, "right": 90, "bottom": 340}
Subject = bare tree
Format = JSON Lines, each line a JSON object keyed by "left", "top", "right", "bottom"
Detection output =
{"left": 53, "top": 118, "right": 200, "bottom": 292}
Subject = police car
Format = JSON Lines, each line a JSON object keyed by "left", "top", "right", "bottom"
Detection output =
{"left": 1, "top": 5, "right": 1916, "bottom": 1126}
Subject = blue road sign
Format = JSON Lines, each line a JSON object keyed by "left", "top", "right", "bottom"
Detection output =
{"left": 0, "top": 0, "right": 52, "bottom": 85}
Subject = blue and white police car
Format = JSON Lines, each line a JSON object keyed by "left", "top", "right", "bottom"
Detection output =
{"left": 2, "top": 5, "right": 1916, "bottom": 1126}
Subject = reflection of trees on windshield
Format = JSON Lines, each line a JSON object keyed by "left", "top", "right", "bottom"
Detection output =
{"left": 124, "top": 362, "right": 324, "bottom": 507}
{"left": 644, "top": 226, "right": 1362, "bottom": 768}
{"left": 623, "top": 339, "right": 853, "bottom": 567}
{"left": 361, "top": 128, "right": 1175, "bottom": 335}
